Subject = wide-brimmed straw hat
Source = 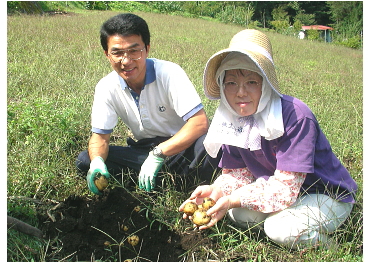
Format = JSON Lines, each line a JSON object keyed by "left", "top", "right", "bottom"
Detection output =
{"left": 203, "top": 29, "right": 280, "bottom": 100}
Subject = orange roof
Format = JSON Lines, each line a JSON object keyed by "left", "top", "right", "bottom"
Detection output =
{"left": 302, "top": 25, "right": 334, "bottom": 31}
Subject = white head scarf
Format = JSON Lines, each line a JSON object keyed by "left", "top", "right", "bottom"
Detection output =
{"left": 203, "top": 52, "right": 284, "bottom": 158}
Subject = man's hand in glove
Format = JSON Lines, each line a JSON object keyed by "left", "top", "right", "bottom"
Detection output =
{"left": 86, "top": 156, "right": 110, "bottom": 195}
{"left": 138, "top": 151, "right": 165, "bottom": 192}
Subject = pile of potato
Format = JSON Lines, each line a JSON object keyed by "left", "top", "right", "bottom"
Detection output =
{"left": 183, "top": 198, "right": 216, "bottom": 226}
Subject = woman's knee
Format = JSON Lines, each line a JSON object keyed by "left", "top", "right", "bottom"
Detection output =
{"left": 228, "top": 208, "right": 268, "bottom": 229}
{"left": 265, "top": 215, "right": 329, "bottom": 249}
{"left": 263, "top": 210, "right": 319, "bottom": 248}
{"left": 263, "top": 194, "right": 353, "bottom": 249}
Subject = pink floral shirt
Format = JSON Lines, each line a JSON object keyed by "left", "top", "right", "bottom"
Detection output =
{"left": 212, "top": 168, "right": 307, "bottom": 213}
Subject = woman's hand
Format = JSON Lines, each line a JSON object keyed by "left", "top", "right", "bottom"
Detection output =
{"left": 199, "top": 195, "right": 240, "bottom": 230}
{"left": 179, "top": 185, "right": 220, "bottom": 218}
{"left": 179, "top": 185, "right": 240, "bottom": 229}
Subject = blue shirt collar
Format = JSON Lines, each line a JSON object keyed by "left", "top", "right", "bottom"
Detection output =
{"left": 145, "top": 58, "right": 156, "bottom": 85}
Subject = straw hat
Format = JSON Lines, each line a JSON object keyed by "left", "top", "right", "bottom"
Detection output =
{"left": 203, "top": 29, "right": 280, "bottom": 100}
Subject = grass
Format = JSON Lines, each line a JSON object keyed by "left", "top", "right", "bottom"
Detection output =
{"left": 7, "top": 10, "right": 363, "bottom": 261}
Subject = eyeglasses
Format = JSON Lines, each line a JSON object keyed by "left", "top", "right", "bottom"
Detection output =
{"left": 223, "top": 81, "right": 261, "bottom": 93}
{"left": 108, "top": 48, "right": 145, "bottom": 63}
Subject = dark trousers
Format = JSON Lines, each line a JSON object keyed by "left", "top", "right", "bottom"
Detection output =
{"left": 76, "top": 134, "right": 222, "bottom": 192}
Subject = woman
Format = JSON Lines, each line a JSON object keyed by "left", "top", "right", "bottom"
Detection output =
{"left": 179, "top": 29, "right": 357, "bottom": 249}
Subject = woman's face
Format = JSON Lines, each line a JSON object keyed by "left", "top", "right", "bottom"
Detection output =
{"left": 223, "top": 69, "right": 263, "bottom": 116}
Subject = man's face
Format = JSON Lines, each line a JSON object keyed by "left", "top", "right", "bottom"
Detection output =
{"left": 105, "top": 34, "right": 149, "bottom": 91}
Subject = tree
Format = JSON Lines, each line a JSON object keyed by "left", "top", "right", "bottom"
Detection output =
{"left": 327, "top": 1, "right": 363, "bottom": 35}
{"left": 327, "top": 1, "right": 363, "bottom": 48}
{"left": 216, "top": 1, "right": 255, "bottom": 27}
{"left": 295, "top": 11, "right": 316, "bottom": 25}
{"left": 298, "top": 1, "right": 331, "bottom": 25}
{"left": 270, "top": 5, "right": 290, "bottom": 33}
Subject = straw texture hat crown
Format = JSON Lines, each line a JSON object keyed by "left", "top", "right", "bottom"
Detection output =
{"left": 203, "top": 29, "right": 280, "bottom": 100}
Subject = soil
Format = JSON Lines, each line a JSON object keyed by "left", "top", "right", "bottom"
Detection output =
{"left": 37, "top": 187, "right": 214, "bottom": 262}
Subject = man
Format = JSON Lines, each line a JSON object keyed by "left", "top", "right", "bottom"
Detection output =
{"left": 76, "top": 13, "right": 220, "bottom": 194}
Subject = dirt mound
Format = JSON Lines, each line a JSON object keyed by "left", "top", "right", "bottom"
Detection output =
{"left": 38, "top": 187, "right": 209, "bottom": 262}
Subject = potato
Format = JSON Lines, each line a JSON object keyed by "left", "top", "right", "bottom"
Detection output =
{"left": 202, "top": 197, "right": 216, "bottom": 210}
{"left": 192, "top": 209, "right": 211, "bottom": 226}
{"left": 127, "top": 235, "right": 140, "bottom": 246}
{"left": 183, "top": 201, "right": 198, "bottom": 216}
{"left": 104, "top": 241, "right": 111, "bottom": 246}
{"left": 94, "top": 175, "right": 108, "bottom": 191}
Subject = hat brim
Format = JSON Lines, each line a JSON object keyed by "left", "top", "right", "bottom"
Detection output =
{"left": 203, "top": 48, "right": 280, "bottom": 100}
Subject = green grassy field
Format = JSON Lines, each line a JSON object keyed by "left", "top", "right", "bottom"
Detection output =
{"left": 7, "top": 11, "right": 363, "bottom": 261}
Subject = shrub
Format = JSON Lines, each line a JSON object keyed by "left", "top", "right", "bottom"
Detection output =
{"left": 270, "top": 20, "right": 290, "bottom": 34}
{"left": 336, "top": 35, "right": 362, "bottom": 49}
{"left": 306, "top": 29, "right": 320, "bottom": 40}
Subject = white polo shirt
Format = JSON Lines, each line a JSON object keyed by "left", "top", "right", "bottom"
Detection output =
{"left": 91, "top": 58, "right": 203, "bottom": 140}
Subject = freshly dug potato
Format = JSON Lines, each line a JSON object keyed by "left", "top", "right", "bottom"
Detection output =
{"left": 183, "top": 201, "right": 198, "bottom": 216}
{"left": 127, "top": 235, "right": 140, "bottom": 246}
{"left": 104, "top": 241, "right": 111, "bottom": 246}
{"left": 202, "top": 197, "right": 216, "bottom": 210}
{"left": 192, "top": 209, "right": 211, "bottom": 226}
{"left": 94, "top": 175, "right": 108, "bottom": 191}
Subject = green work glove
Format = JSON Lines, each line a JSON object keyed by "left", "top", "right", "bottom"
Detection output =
{"left": 86, "top": 156, "right": 110, "bottom": 195}
{"left": 138, "top": 151, "right": 165, "bottom": 192}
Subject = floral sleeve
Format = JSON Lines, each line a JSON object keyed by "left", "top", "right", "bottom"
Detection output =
{"left": 212, "top": 168, "right": 256, "bottom": 196}
{"left": 213, "top": 168, "right": 306, "bottom": 213}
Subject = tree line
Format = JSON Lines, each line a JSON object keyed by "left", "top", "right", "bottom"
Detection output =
{"left": 7, "top": 1, "right": 363, "bottom": 49}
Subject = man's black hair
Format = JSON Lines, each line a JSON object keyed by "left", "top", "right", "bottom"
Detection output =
{"left": 100, "top": 13, "right": 150, "bottom": 51}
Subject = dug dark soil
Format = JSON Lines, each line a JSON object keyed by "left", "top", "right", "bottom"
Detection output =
{"left": 37, "top": 187, "right": 212, "bottom": 262}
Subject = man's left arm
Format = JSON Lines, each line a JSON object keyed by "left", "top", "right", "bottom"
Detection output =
{"left": 157, "top": 108, "right": 209, "bottom": 156}
{"left": 138, "top": 108, "right": 209, "bottom": 191}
